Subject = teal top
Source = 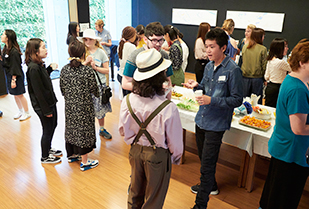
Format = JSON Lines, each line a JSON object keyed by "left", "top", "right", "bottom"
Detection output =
{"left": 269, "top": 75, "right": 309, "bottom": 167}
{"left": 123, "top": 47, "right": 173, "bottom": 78}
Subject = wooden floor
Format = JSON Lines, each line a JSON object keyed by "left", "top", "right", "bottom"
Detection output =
{"left": 0, "top": 72, "right": 308, "bottom": 209}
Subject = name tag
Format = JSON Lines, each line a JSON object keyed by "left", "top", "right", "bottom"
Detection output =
{"left": 95, "top": 60, "right": 101, "bottom": 66}
{"left": 218, "top": 76, "right": 226, "bottom": 81}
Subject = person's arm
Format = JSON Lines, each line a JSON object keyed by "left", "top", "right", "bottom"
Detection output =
{"left": 102, "top": 39, "right": 112, "bottom": 47}
{"left": 122, "top": 75, "right": 133, "bottom": 91}
{"left": 92, "top": 61, "right": 109, "bottom": 74}
{"left": 28, "top": 65, "right": 53, "bottom": 116}
{"left": 260, "top": 47, "right": 268, "bottom": 74}
{"left": 264, "top": 61, "right": 270, "bottom": 81}
{"left": 87, "top": 66, "right": 99, "bottom": 98}
{"left": 290, "top": 113, "right": 309, "bottom": 135}
{"left": 9, "top": 49, "right": 23, "bottom": 77}
{"left": 165, "top": 105, "right": 183, "bottom": 165}
{"left": 11, "top": 75, "right": 16, "bottom": 89}
{"left": 182, "top": 79, "right": 199, "bottom": 89}
{"left": 279, "top": 59, "right": 292, "bottom": 73}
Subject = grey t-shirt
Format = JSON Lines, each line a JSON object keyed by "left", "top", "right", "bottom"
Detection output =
{"left": 91, "top": 48, "right": 109, "bottom": 84}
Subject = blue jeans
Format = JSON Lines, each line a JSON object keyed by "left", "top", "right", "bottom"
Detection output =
{"left": 243, "top": 77, "right": 264, "bottom": 104}
{"left": 194, "top": 127, "right": 225, "bottom": 209}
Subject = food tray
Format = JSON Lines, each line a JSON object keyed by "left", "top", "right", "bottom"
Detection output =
{"left": 239, "top": 121, "right": 271, "bottom": 132}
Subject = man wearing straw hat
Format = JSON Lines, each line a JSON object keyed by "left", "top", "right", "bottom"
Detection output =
{"left": 119, "top": 48, "right": 183, "bottom": 209}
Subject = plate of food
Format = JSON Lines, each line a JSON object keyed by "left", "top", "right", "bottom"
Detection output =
{"left": 176, "top": 98, "right": 199, "bottom": 112}
{"left": 171, "top": 90, "right": 183, "bottom": 100}
{"left": 239, "top": 115, "right": 271, "bottom": 131}
{"left": 252, "top": 106, "right": 271, "bottom": 120}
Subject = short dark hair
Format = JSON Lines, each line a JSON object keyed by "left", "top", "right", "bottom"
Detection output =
{"left": 68, "top": 40, "right": 85, "bottom": 68}
{"left": 132, "top": 71, "right": 168, "bottom": 98}
{"left": 25, "top": 38, "right": 44, "bottom": 66}
{"left": 145, "top": 22, "right": 165, "bottom": 37}
{"left": 205, "top": 28, "right": 228, "bottom": 48}
{"left": 135, "top": 24, "right": 145, "bottom": 35}
{"left": 267, "top": 38, "right": 286, "bottom": 60}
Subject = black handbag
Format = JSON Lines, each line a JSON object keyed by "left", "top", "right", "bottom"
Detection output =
{"left": 93, "top": 70, "right": 112, "bottom": 105}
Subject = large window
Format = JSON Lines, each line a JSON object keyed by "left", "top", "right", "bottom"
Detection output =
{"left": 89, "top": 0, "right": 106, "bottom": 29}
{"left": 0, "top": 0, "right": 46, "bottom": 51}
{"left": 0, "top": 0, "right": 69, "bottom": 79}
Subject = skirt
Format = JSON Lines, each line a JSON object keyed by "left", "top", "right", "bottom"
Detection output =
{"left": 6, "top": 71, "right": 26, "bottom": 95}
{"left": 92, "top": 84, "right": 112, "bottom": 119}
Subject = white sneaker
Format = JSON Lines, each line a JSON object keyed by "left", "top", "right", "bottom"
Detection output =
{"left": 80, "top": 159, "right": 99, "bottom": 171}
{"left": 14, "top": 112, "right": 23, "bottom": 119}
{"left": 19, "top": 112, "right": 31, "bottom": 121}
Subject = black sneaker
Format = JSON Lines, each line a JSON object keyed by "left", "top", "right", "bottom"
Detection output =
{"left": 190, "top": 183, "right": 219, "bottom": 195}
{"left": 49, "top": 148, "right": 62, "bottom": 156}
{"left": 41, "top": 154, "right": 61, "bottom": 164}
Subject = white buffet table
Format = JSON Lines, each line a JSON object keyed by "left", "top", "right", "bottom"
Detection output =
{"left": 172, "top": 86, "right": 275, "bottom": 192}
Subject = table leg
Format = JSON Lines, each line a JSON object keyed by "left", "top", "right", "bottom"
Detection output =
{"left": 181, "top": 129, "right": 186, "bottom": 164}
{"left": 238, "top": 150, "right": 250, "bottom": 188}
{"left": 245, "top": 153, "right": 257, "bottom": 192}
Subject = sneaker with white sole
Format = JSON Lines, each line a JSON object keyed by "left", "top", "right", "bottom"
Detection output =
{"left": 41, "top": 154, "right": 61, "bottom": 164}
{"left": 49, "top": 148, "right": 62, "bottom": 156}
{"left": 68, "top": 155, "right": 82, "bottom": 163}
{"left": 19, "top": 112, "right": 31, "bottom": 121}
{"left": 14, "top": 112, "right": 23, "bottom": 120}
{"left": 190, "top": 183, "right": 219, "bottom": 195}
{"left": 99, "top": 129, "right": 112, "bottom": 139}
{"left": 80, "top": 159, "right": 99, "bottom": 171}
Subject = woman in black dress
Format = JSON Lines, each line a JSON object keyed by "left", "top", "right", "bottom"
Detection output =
{"left": 1, "top": 29, "right": 30, "bottom": 121}
{"left": 60, "top": 40, "right": 100, "bottom": 171}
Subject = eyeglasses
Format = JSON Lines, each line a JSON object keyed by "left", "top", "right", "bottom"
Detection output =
{"left": 147, "top": 37, "right": 165, "bottom": 44}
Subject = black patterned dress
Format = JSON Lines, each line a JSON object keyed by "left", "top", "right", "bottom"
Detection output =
{"left": 60, "top": 64, "right": 99, "bottom": 150}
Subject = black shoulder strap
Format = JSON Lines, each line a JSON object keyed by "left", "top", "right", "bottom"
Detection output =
{"left": 126, "top": 94, "right": 171, "bottom": 148}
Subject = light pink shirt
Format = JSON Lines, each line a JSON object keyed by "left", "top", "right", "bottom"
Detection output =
{"left": 265, "top": 58, "right": 291, "bottom": 84}
{"left": 195, "top": 37, "right": 208, "bottom": 60}
{"left": 119, "top": 93, "right": 183, "bottom": 164}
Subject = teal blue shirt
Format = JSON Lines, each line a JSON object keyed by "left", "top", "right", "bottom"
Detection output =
{"left": 269, "top": 75, "right": 309, "bottom": 167}
{"left": 123, "top": 47, "right": 173, "bottom": 78}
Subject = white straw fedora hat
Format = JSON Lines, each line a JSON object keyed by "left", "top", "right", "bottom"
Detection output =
{"left": 133, "top": 49, "right": 172, "bottom": 81}
{"left": 77, "top": 28, "right": 102, "bottom": 42}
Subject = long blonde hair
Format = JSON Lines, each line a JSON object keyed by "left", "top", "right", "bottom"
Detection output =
{"left": 82, "top": 40, "right": 106, "bottom": 63}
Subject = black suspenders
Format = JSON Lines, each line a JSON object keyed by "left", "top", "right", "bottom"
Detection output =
{"left": 126, "top": 94, "right": 171, "bottom": 149}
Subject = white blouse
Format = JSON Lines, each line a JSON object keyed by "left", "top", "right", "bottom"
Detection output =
{"left": 118, "top": 42, "right": 136, "bottom": 76}
{"left": 194, "top": 37, "right": 207, "bottom": 60}
{"left": 264, "top": 58, "right": 291, "bottom": 84}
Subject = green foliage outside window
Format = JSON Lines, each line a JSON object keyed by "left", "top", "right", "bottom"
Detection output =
{"left": 0, "top": 0, "right": 45, "bottom": 51}
{"left": 89, "top": 0, "right": 105, "bottom": 29}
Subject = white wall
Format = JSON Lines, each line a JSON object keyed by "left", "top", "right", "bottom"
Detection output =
{"left": 104, "top": 0, "right": 131, "bottom": 42}
{"left": 42, "top": 0, "right": 69, "bottom": 69}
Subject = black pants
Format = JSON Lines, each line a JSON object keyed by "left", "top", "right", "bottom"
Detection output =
{"left": 117, "top": 74, "right": 131, "bottom": 97}
{"left": 264, "top": 82, "right": 281, "bottom": 108}
{"left": 194, "top": 59, "right": 209, "bottom": 83}
{"left": 195, "top": 125, "right": 225, "bottom": 208}
{"left": 259, "top": 157, "right": 309, "bottom": 209}
{"left": 35, "top": 105, "right": 57, "bottom": 158}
